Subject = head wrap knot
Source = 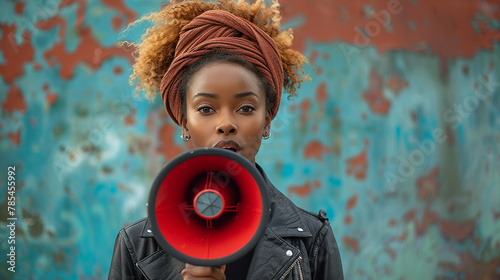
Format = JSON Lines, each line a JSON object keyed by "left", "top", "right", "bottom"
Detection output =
{"left": 159, "top": 10, "right": 284, "bottom": 125}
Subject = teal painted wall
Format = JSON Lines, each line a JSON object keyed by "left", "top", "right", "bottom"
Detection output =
{"left": 1, "top": 0, "right": 499, "bottom": 279}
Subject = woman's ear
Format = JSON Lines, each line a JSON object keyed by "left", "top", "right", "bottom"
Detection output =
{"left": 180, "top": 116, "right": 190, "bottom": 139}
{"left": 264, "top": 112, "right": 272, "bottom": 135}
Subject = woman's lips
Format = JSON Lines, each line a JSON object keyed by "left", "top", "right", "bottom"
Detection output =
{"left": 213, "top": 140, "right": 241, "bottom": 152}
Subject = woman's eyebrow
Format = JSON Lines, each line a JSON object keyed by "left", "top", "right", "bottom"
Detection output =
{"left": 235, "top": 92, "right": 259, "bottom": 99}
{"left": 192, "top": 92, "right": 218, "bottom": 99}
{"left": 192, "top": 92, "right": 259, "bottom": 99}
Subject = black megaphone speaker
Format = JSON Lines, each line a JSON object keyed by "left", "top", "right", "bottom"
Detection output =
{"left": 147, "top": 148, "right": 270, "bottom": 266}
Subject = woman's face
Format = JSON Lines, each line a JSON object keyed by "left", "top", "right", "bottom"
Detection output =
{"left": 181, "top": 62, "right": 271, "bottom": 164}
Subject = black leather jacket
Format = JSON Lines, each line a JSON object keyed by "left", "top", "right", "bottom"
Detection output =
{"left": 109, "top": 165, "right": 344, "bottom": 280}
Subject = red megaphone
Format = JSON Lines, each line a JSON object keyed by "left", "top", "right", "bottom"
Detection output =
{"left": 148, "top": 148, "right": 270, "bottom": 266}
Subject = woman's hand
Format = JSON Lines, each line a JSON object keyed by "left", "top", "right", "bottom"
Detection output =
{"left": 181, "top": 264, "right": 226, "bottom": 280}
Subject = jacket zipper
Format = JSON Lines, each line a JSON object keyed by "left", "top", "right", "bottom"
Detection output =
{"left": 297, "top": 257, "right": 304, "bottom": 280}
{"left": 136, "top": 262, "right": 150, "bottom": 280}
{"left": 278, "top": 255, "right": 303, "bottom": 280}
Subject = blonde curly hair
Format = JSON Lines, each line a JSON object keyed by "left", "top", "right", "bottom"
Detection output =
{"left": 121, "top": 0, "right": 309, "bottom": 101}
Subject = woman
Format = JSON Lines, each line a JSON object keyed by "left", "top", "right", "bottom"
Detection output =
{"left": 109, "top": 0, "right": 344, "bottom": 279}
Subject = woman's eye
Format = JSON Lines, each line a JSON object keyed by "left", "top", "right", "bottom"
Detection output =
{"left": 198, "top": 107, "right": 213, "bottom": 114}
{"left": 239, "top": 106, "right": 255, "bottom": 113}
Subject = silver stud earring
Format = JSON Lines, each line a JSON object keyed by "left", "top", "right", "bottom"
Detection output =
{"left": 180, "top": 134, "right": 190, "bottom": 142}
{"left": 263, "top": 132, "right": 271, "bottom": 140}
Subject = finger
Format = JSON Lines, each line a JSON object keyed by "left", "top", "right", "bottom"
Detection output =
{"left": 181, "top": 264, "right": 226, "bottom": 280}
{"left": 219, "top": 265, "right": 226, "bottom": 273}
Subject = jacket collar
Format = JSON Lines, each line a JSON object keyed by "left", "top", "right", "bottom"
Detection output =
{"left": 255, "top": 163, "right": 312, "bottom": 238}
{"left": 244, "top": 164, "right": 312, "bottom": 279}
{"left": 140, "top": 219, "right": 154, "bottom": 238}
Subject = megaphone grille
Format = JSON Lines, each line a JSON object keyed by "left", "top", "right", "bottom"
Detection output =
{"left": 194, "top": 189, "right": 224, "bottom": 219}
{"left": 148, "top": 148, "right": 269, "bottom": 266}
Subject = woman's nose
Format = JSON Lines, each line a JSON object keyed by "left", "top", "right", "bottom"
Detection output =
{"left": 216, "top": 111, "right": 238, "bottom": 135}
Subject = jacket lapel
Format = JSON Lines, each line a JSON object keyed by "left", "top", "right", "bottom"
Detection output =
{"left": 245, "top": 226, "right": 301, "bottom": 280}
{"left": 245, "top": 165, "right": 313, "bottom": 279}
{"left": 136, "top": 219, "right": 185, "bottom": 280}
{"left": 136, "top": 250, "right": 184, "bottom": 280}
{"left": 256, "top": 164, "right": 313, "bottom": 239}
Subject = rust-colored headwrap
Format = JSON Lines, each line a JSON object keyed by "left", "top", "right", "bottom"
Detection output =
{"left": 159, "top": 10, "right": 284, "bottom": 126}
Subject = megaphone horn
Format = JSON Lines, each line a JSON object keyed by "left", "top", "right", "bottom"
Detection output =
{"left": 148, "top": 148, "right": 270, "bottom": 266}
